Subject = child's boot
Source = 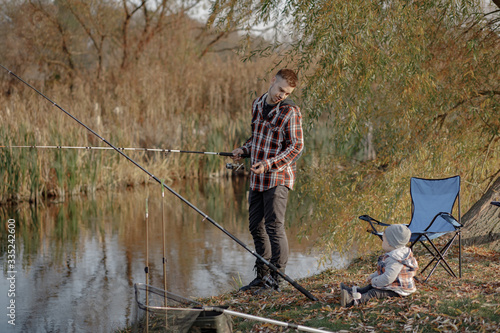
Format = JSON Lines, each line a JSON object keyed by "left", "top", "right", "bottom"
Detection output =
{"left": 340, "top": 286, "right": 362, "bottom": 307}
{"left": 340, "top": 289, "right": 352, "bottom": 307}
{"left": 340, "top": 283, "right": 352, "bottom": 292}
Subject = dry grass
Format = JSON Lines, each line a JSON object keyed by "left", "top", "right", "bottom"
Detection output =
{"left": 196, "top": 245, "right": 500, "bottom": 333}
{"left": 0, "top": 54, "right": 279, "bottom": 203}
{"left": 119, "top": 244, "right": 499, "bottom": 332}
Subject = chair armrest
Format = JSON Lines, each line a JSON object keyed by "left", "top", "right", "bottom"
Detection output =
{"left": 359, "top": 215, "right": 389, "bottom": 238}
{"left": 436, "top": 212, "right": 462, "bottom": 228}
{"left": 358, "top": 215, "right": 391, "bottom": 226}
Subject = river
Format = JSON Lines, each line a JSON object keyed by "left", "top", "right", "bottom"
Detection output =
{"left": 0, "top": 177, "right": 348, "bottom": 332}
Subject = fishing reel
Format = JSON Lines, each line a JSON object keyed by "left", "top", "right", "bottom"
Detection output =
{"left": 225, "top": 163, "right": 245, "bottom": 171}
{"left": 262, "top": 274, "right": 280, "bottom": 291}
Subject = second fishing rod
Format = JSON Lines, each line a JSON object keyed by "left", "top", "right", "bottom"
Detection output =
{"left": 1, "top": 144, "right": 250, "bottom": 157}
{"left": 1, "top": 145, "right": 248, "bottom": 170}
{"left": 1, "top": 64, "right": 318, "bottom": 302}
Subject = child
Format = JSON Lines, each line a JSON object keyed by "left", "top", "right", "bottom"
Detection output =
{"left": 340, "top": 224, "right": 419, "bottom": 307}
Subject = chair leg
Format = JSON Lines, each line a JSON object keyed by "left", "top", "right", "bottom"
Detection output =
{"left": 424, "top": 240, "right": 457, "bottom": 282}
{"left": 420, "top": 241, "right": 456, "bottom": 280}
{"left": 420, "top": 233, "right": 460, "bottom": 281}
{"left": 459, "top": 231, "right": 462, "bottom": 278}
{"left": 428, "top": 235, "right": 457, "bottom": 276}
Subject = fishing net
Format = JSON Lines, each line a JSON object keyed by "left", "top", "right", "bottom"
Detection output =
{"left": 133, "top": 283, "right": 233, "bottom": 333}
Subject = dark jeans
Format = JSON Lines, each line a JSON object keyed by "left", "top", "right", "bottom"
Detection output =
{"left": 248, "top": 185, "right": 289, "bottom": 276}
{"left": 356, "top": 285, "right": 400, "bottom": 304}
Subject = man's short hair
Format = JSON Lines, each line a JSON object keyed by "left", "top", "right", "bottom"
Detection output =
{"left": 276, "top": 69, "right": 298, "bottom": 88}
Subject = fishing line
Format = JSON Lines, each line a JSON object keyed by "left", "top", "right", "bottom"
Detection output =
{"left": 160, "top": 181, "right": 170, "bottom": 330}
{"left": 1, "top": 64, "right": 318, "bottom": 302}
{"left": 144, "top": 198, "right": 150, "bottom": 333}
{"left": 160, "top": 180, "right": 168, "bottom": 312}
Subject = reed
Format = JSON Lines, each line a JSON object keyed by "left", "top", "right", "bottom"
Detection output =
{"left": 0, "top": 1, "right": 272, "bottom": 201}
{"left": 0, "top": 52, "right": 280, "bottom": 202}
{"left": 0, "top": 2, "right": 335, "bottom": 203}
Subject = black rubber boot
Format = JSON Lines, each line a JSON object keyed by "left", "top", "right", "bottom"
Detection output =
{"left": 240, "top": 265, "right": 269, "bottom": 291}
{"left": 271, "top": 270, "right": 286, "bottom": 291}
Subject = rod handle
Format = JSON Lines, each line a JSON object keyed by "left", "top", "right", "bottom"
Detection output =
{"left": 219, "top": 152, "right": 250, "bottom": 158}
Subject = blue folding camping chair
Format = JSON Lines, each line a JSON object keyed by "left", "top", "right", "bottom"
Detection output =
{"left": 359, "top": 176, "right": 462, "bottom": 282}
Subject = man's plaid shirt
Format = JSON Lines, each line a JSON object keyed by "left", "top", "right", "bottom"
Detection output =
{"left": 241, "top": 93, "right": 304, "bottom": 192}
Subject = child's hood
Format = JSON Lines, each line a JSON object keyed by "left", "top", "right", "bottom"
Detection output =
{"left": 388, "top": 247, "right": 418, "bottom": 269}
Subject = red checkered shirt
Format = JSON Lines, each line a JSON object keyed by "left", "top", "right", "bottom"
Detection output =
{"left": 240, "top": 93, "right": 304, "bottom": 192}
{"left": 377, "top": 250, "right": 419, "bottom": 293}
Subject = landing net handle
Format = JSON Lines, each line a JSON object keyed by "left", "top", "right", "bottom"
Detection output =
{"left": 134, "top": 283, "right": 332, "bottom": 333}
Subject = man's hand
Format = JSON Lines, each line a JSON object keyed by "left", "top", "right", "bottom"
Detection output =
{"left": 251, "top": 162, "right": 265, "bottom": 175}
{"left": 231, "top": 148, "right": 244, "bottom": 161}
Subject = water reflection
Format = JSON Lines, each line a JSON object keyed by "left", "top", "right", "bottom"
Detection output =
{"left": 0, "top": 178, "right": 348, "bottom": 333}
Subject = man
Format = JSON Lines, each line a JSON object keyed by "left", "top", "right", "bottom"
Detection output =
{"left": 232, "top": 68, "right": 304, "bottom": 293}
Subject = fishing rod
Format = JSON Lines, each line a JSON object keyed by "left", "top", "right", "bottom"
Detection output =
{"left": 1, "top": 144, "right": 247, "bottom": 170}
{"left": 135, "top": 283, "right": 333, "bottom": 333}
{"left": 1, "top": 64, "right": 318, "bottom": 302}
{"left": 0, "top": 144, "right": 250, "bottom": 158}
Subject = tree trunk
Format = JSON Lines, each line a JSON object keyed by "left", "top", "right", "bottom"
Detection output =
{"left": 461, "top": 176, "right": 500, "bottom": 250}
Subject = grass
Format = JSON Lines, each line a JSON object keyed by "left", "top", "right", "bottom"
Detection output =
{"left": 126, "top": 244, "right": 500, "bottom": 332}
{"left": 0, "top": 60, "right": 268, "bottom": 203}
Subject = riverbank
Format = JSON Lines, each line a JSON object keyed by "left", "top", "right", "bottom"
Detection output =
{"left": 121, "top": 244, "right": 500, "bottom": 332}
